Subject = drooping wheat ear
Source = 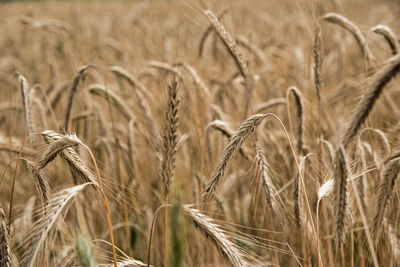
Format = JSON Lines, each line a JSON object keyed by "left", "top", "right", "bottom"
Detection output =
{"left": 25, "top": 160, "right": 50, "bottom": 206}
{"left": 36, "top": 133, "right": 81, "bottom": 170}
{"left": 206, "top": 120, "right": 249, "bottom": 160}
{"left": 334, "top": 145, "right": 349, "bottom": 244}
{"left": 183, "top": 205, "right": 252, "bottom": 267}
{"left": 286, "top": 87, "right": 304, "bottom": 155}
{"left": 20, "top": 183, "right": 90, "bottom": 267}
{"left": 199, "top": 8, "right": 228, "bottom": 58}
{"left": 254, "top": 98, "right": 286, "bottom": 113}
{"left": 18, "top": 73, "right": 36, "bottom": 137}
{"left": 254, "top": 142, "right": 276, "bottom": 210}
{"left": 63, "top": 65, "right": 92, "bottom": 133}
{"left": 202, "top": 113, "right": 267, "bottom": 203}
{"left": 204, "top": 10, "right": 249, "bottom": 86}
{"left": 342, "top": 54, "right": 400, "bottom": 147}
{"left": 371, "top": 156, "right": 400, "bottom": 241}
{"left": 322, "top": 12, "right": 374, "bottom": 63}
{"left": 370, "top": 25, "right": 400, "bottom": 55}
{"left": 110, "top": 65, "right": 153, "bottom": 98}
{"left": 174, "top": 62, "right": 211, "bottom": 98}
{"left": 0, "top": 205, "right": 13, "bottom": 267}
{"left": 87, "top": 84, "right": 135, "bottom": 121}
{"left": 204, "top": 10, "right": 254, "bottom": 117}
{"left": 75, "top": 233, "right": 98, "bottom": 267}
{"left": 41, "top": 130, "right": 98, "bottom": 186}
{"left": 160, "top": 79, "right": 180, "bottom": 196}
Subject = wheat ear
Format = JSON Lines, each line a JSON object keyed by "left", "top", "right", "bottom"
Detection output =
{"left": 63, "top": 65, "right": 91, "bottom": 132}
{"left": 206, "top": 120, "right": 249, "bottom": 160}
{"left": 20, "top": 183, "right": 90, "bottom": 266}
{"left": 334, "top": 145, "right": 349, "bottom": 244}
{"left": 370, "top": 25, "right": 400, "bottom": 55}
{"left": 0, "top": 205, "right": 13, "bottom": 267}
{"left": 25, "top": 160, "right": 50, "bottom": 207}
{"left": 254, "top": 142, "right": 276, "bottom": 210}
{"left": 322, "top": 12, "right": 374, "bottom": 63}
{"left": 160, "top": 79, "right": 180, "bottom": 196}
{"left": 110, "top": 65, "right": 153, "bottom": 98}
{"left": 183, "top": 205, "right": 252, "bottom": 267}
{"left": 286, "top": 87, "right": 304, "bottom": 155}
{"left": 174, "top": 62, "right": 211, "bottom": 98}
{"left": 160, "top": 79, "right": 180, "bottom": 267}
{"left": 342, "top": 54, "right": 400, "bottom": 146}
{"left": 41, "top": 130, "right": 98, "bottom": 186}
{"left": 202, "top": 113, "right": 267, "bottom": 203}
{"left": 87, "top": 84, "right": 135, "bottom": 121}
{"left": 18, "top": 74, "right": 36, "bottom": 137}
{"left": 198, "top": 8, "right": 228, "bottom": 58}
{"left": 371, "top": 156, "right": 400, "bottom": 241}
{"left": 204, "top": 10, "right": 248, "bottom": 84}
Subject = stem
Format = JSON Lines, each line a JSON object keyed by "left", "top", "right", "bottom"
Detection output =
{"left": 164, "top": 195, "right": 169, "bottom": 267}
{"left": 82, "top": 144, "right": 118, "bottom": 267}
{"left": 266, "top": 113, "right": 322, "bottom": 266}
{"left": 8, "top": 133, "right": 40, "bottom": 233}
{"left": 147, "top": 204, "right": 169, "bottom": 267}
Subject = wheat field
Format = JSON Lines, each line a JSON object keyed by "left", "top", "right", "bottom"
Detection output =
{"left": 0, "top": 0, "right": 400, "bottom": 266}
